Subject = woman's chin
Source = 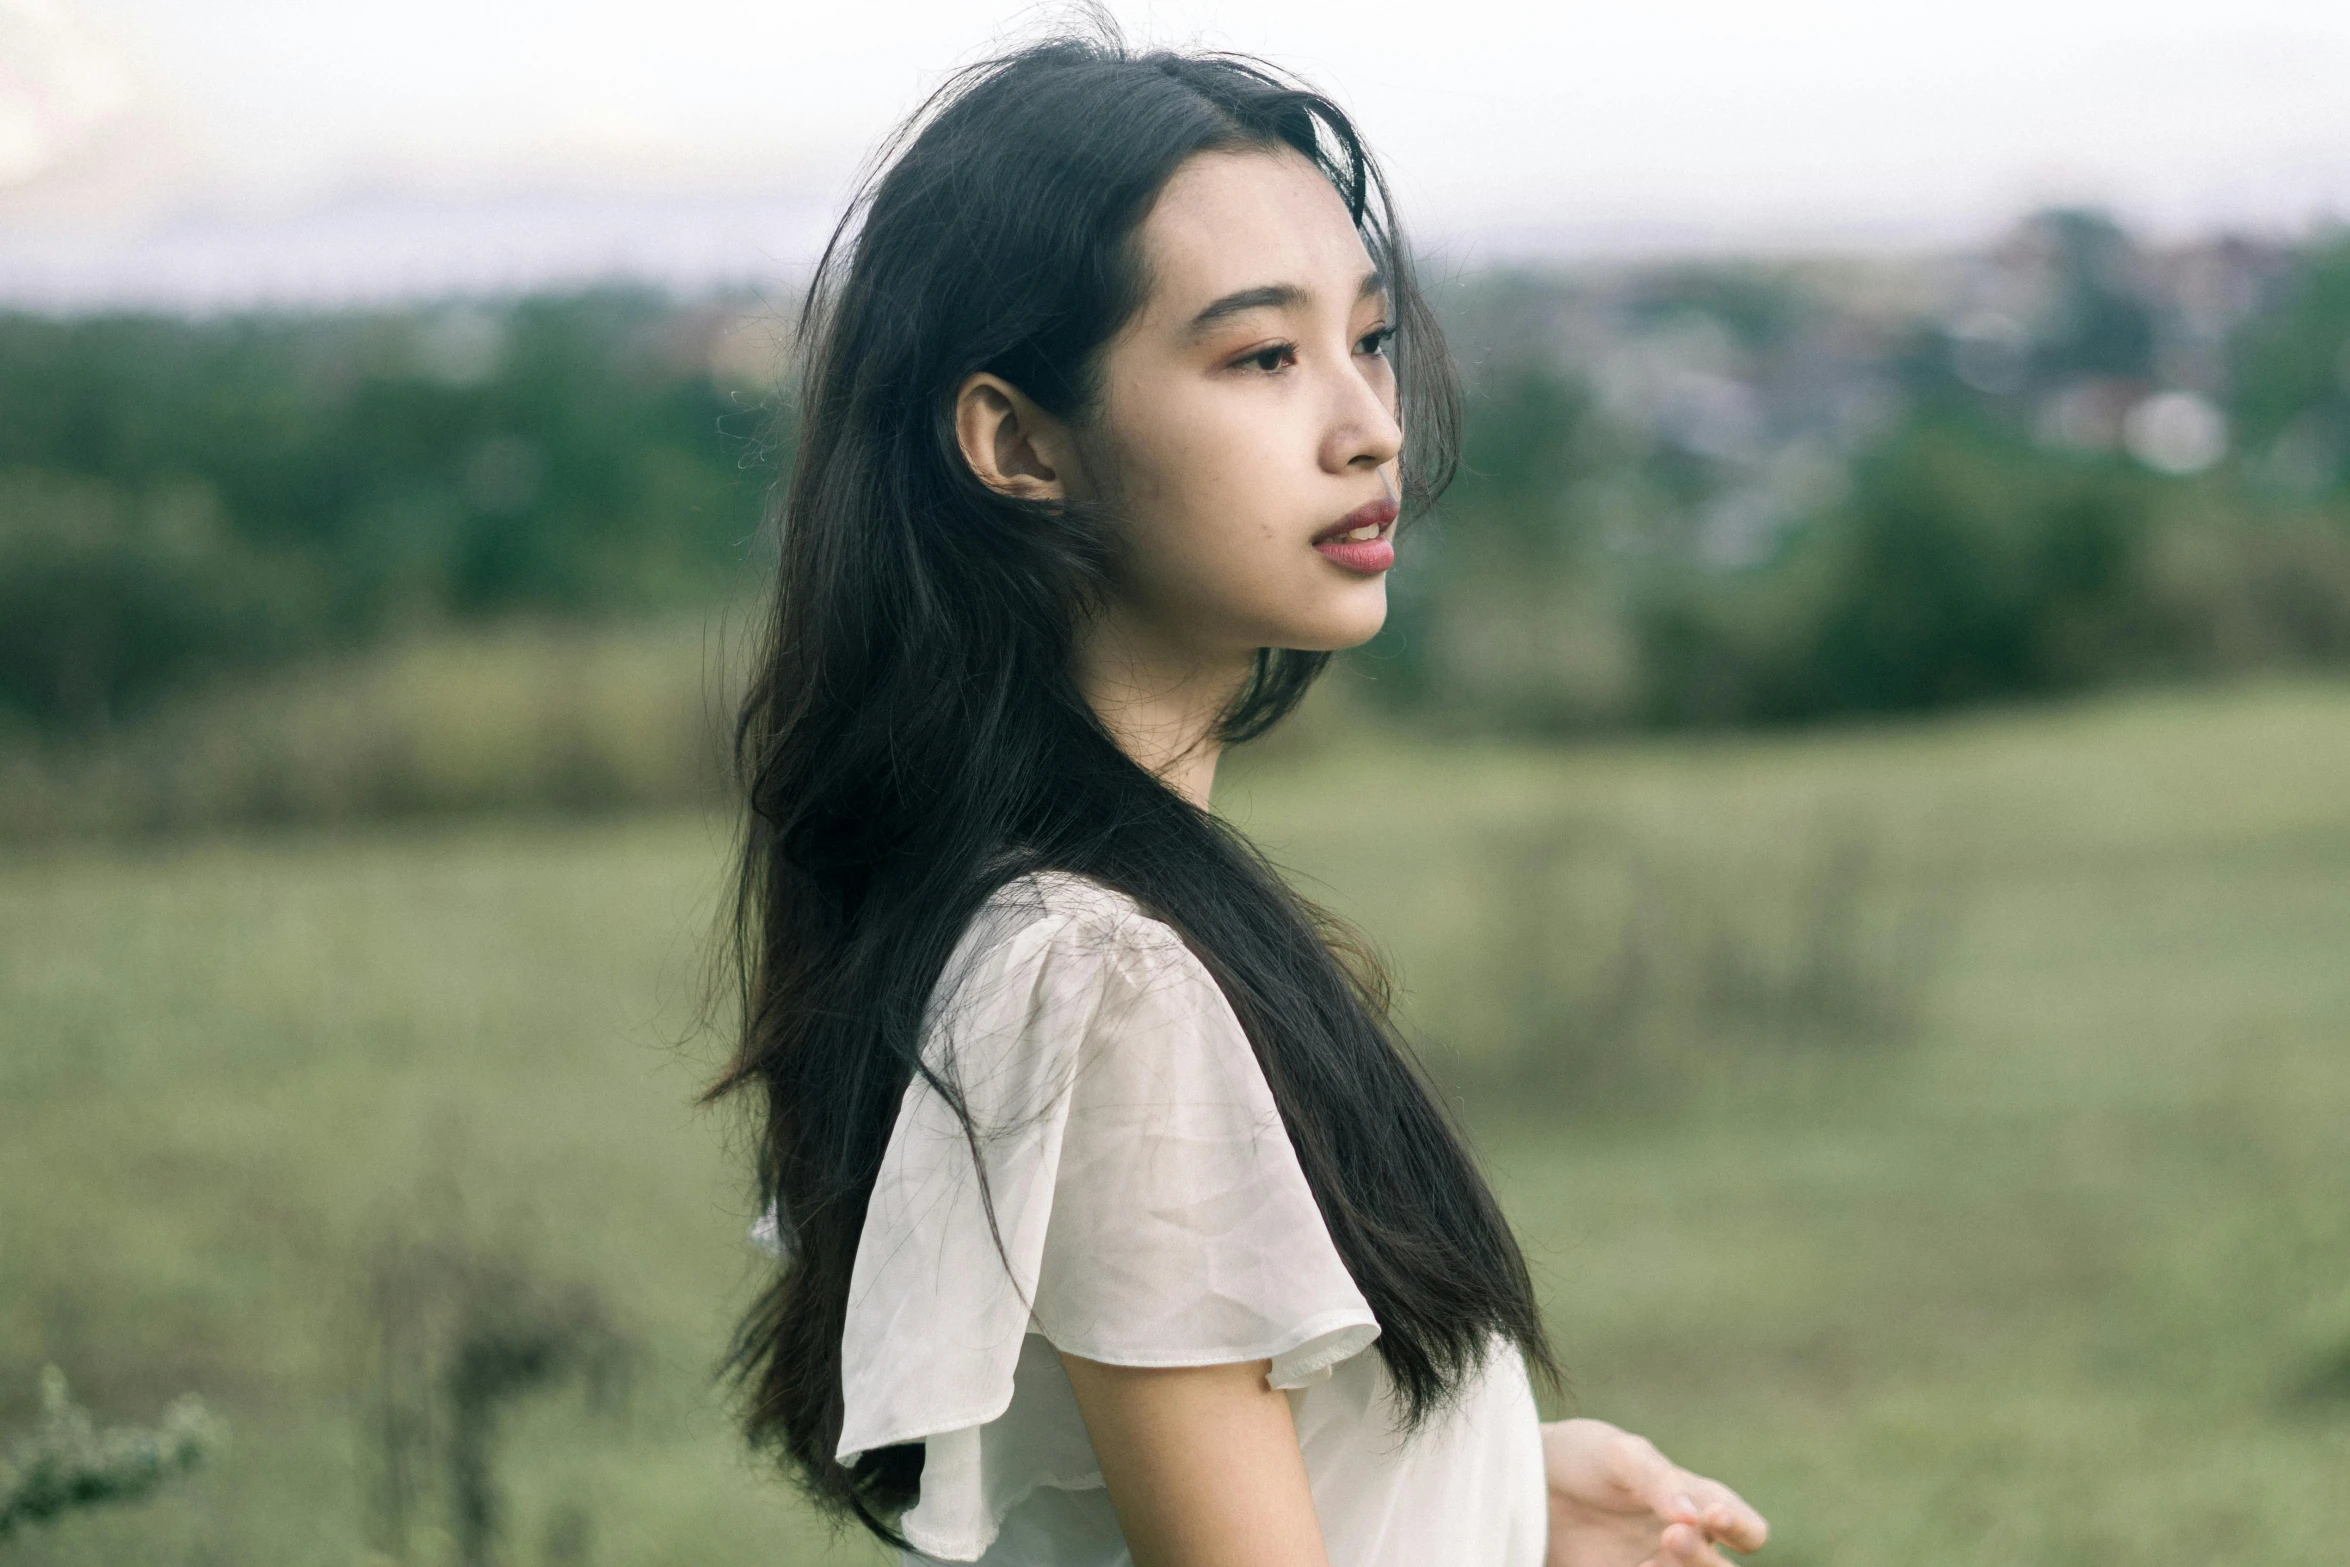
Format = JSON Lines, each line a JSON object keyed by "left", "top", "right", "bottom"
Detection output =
{"left": 1269, "top": 591, "right": 1388, "bottom": 654}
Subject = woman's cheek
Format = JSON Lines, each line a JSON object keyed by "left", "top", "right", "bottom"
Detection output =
{"left": 1109, "top": 384, "right": 1319, "bottom": 620}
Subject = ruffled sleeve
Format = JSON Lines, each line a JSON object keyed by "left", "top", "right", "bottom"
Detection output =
{"left": 833, "top": 873, "right": 1380, "bottom": 1561}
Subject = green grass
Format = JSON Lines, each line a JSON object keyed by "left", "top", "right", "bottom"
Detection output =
{"left": 7, "top": 678, "right": 2350, "bottom": 1563}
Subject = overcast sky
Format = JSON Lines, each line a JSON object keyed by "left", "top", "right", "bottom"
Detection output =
{"left": 8, "top": 0, "right": 2350, "bottom": 272}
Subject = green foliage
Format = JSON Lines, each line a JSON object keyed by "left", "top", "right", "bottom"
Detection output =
{"left": 2023, "top": 208, "right": 2160, "bottom": 382}
{"left": 2231, "top": 234, "right": 2350, "bottom": 483}
{"left": 10, "top": 216, "right": 2350, "bottom": 754}
{"left": 0, "top": 291, "right": 778, "bottom": 733}
{"left": 1636, "top": 424, "right": 2173, "bottom": 724}
{"left": 0, "top": 1369, "right": 224, "bottom": 1541}
{"left": 1453, "top": 361, "right": 1604, "bottom": 552}
{"left": 1390, "top": 223, "right": 2350, "bottom": 734}
{"left": 0, "top": 617, "right": 736, "bottom": 840}
{"left": 0, "top": 470, "right": 322, "bottom": 733}
{"left": 1805, "top": 433, "right": 2152, "bottom": 706}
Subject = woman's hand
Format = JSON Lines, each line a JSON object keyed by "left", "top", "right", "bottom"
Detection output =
{"left": 1540, "top": 1418, "right": 1768, "bottom": 1567}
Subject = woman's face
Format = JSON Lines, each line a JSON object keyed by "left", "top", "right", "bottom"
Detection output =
{"left": 1074, "top": 146, "right": 1405, "bottom": 662}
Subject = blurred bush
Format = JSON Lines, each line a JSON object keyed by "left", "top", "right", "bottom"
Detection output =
{"left": 353, "top": 1203, "right": 634, "bottom": 1567}
{"left": 0, "top": 1368, "right": 225, "bottom": 1542}
{"left": 0, "top": 289, "right": 778, "bottom": 737}
{"left": 1355, "top": 801, "right": 1963, "bottom": 1115}
{"left": 1463, "top": 815, "right": 1954, "bottom": 1102}
{"left": 1379, "top": 214, "right": 2350, "bottom": 730}
{"left": 0, "top": 470, "right": 322, "bottom": 734}
{"left": 0, "top": 618, "right": 738, "bottom": 840}
{"left": 6, "top": 212, "right": 2350, "bottom": 834}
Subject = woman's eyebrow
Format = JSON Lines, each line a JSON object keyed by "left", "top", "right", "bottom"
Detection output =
{"left": 1185, "top": 283, "right": 1306, "bottom": 337}
{"left": 1183, "top": 270, "right": 1386, "bottom": 339}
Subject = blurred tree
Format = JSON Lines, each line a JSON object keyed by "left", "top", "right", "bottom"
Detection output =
{"left": 0, "top": 290, "right": 779, "bottom": 732}
{"left": 1449, "top": 360, "right": 1602, "bottom": 558}
{"left": 2026, "top": 208, "right": 2159, "bottom": 384}
{"left": 0, "top": 470, "right": 322, "bottom": 733}
{"left": 10, "top": 230, "right": 2350, "bottom": 754}
{"left": 1634, "top": 420, "right": 2163, "bottom": 724}
{"left": 1621, "top": 262, "right": 1807, "bottom": 357}
{"left": 2230, "top": 234, "right": 2350, "bottom": 493}
{"left": 1360, "top": 355, "right": 1614, "bottom": 715}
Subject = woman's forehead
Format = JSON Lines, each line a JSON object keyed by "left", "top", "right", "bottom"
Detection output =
{"left": 1134, "top": 148, "right": 1377, "bottom": 327}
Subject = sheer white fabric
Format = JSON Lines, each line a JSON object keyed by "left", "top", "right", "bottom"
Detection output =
{"left": 762, "top": 872, "right": 1548, "bottom": 1565}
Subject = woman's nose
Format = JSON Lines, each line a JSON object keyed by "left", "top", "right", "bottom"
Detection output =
{"left": 1324, "top": 360, "right": 1403, "bottom": 473}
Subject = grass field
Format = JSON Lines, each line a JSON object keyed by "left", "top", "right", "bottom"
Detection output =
{"left": 5, "top": 679, "right": 2348, "bottom": 1565}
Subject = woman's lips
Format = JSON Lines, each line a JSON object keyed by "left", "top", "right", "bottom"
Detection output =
{"left": 1313, "top": 497, "right": 1399, "bottom": 575}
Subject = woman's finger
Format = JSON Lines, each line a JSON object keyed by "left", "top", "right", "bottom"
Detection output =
{"left": 1660, "top": 1520, "right": 1739, "bottom": 1566}
{"left": 1605, "top": 1432, "right": 1766, "bottom": 1553}
{"left": 1686, "top": 1476, "right": 1769, "bottom": 1552}
{"left": 1704, "top": 1500, "right": 1768, "bottom": 1553}
{"left": 1635, "top": 1461, "right": 1702, "bottom": 1527}
{"left": 1600, "top": 1428, "right": 1677, "bottom": 1503}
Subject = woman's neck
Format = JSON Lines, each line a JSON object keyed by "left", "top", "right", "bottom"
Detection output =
{"left": 1072, "top": 610, "right": 1251, "bottom": 811}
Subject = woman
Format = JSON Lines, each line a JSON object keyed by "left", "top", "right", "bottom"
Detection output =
{"left": 707, "top": 28, "right": 1769, "bottom": 1567}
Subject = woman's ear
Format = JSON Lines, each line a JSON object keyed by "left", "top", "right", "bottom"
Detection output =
{"left": 954, "top": 372, "right": 1082, "bottom": 500}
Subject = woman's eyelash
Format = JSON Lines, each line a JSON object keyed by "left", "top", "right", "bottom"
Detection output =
{"left": 1233, "top": 327, "right": 1394, "bottom": 373}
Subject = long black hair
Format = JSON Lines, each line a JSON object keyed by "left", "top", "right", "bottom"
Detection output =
{"left": 706, "top": 23, "right": 1557, "bottom": 1547}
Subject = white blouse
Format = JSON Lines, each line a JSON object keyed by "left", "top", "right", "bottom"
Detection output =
{"left": 761, "top": 871, "right": 1549, "bottom": 1566}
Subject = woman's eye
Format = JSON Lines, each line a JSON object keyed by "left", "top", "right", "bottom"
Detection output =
{"left": 1238, "top": 344, "right": 1295, "bottom": 373}
{"left": 1357, "top": 325, "right": 1395, "bottom": 357}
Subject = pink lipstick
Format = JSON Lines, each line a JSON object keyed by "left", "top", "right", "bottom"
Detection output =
{"left": 1312, "top": 497, "right": 1398, "bottom": 574}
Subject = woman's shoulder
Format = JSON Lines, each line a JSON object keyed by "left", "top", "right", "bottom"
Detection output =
{"left": 959, "top": 869, "right": 1193, "bottom": 980}
{"left": 978, "top": 867, "right": 1146, "bottom": 931}
{"left": 924, "top": 869, "right": 1224, "bottom": 1076}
